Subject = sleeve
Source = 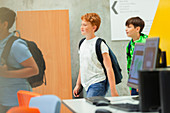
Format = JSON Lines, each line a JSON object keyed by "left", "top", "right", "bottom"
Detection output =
{"left": 101, "top": 42, "right": 109, "bottom": 54}
{"left": 10, "top": 39, "right": 32, "bottom": 63}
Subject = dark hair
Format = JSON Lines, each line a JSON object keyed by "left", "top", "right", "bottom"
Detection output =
{"left": 125, "top": 17, "right": 145, "bottom": 33}
{"left": 0, "top": 7, "right": 16, "bottom": 29}
{"left": 81, "top": 13, "right": 101, "bottom": 32}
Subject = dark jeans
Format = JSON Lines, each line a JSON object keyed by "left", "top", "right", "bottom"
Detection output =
{"left": 131, "top": 88, "right": 139, "bottom": 95}
{"left": 86, "top": 80, "right": 108, "bottom": 98}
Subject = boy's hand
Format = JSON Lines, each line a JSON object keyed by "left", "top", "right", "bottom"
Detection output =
{"left": 111, "top": 91, "right": 119, "bottom": 97}
{"left": 111, "top": 89, "right": 119, "bottom": 97}
{"left": 73, "top": 85, "right": 83, "bottom": 97}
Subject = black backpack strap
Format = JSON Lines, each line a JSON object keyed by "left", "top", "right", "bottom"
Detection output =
{"left": 127, "top": 41, "right": 131, "bottom": 57}
{"left": 96, "top": 38, "right": 107, "bottom": 74}
{"left": 96, "top": 38, "right": 105, "bottom": 64}
{"left": 1, "top": 36, "right": 19, "bottom": 65}
{"left": 96, "top": 38, "right": 123, "bottom": 85}
{"left": 96, "top": 38, "right": 109, "bottom": 88}
{"left": 78, "top": 38, "right": 86, "bottom": 49}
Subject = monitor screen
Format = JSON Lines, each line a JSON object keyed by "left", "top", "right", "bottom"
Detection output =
{"left": 142, "top": 37, "right": 160, "bottom": 69}
{"left": 127, "top": 37, "right": 160, "bottom": 89}
{"left": 127, "top": 43, "right": 145, "bottom": 89}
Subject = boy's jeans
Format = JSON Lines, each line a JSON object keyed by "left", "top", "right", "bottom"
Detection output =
{"left": 86, "top": 80, "right": 108, "bottom": 98}
{"left": 131, "top": 88, "right": 139, "bottom": 95}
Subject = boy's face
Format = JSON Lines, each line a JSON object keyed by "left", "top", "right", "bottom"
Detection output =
{"left": 125, "top": 24, "right": 140, "bottom": 38}
{"left": 0, "top": 20, "right": 4, "bottom": 35}
{"left": 0, "top": 20, "right": 7, "bottom": 35}
{"left": 80, "top": 19, "right": 95, "bottom": 36}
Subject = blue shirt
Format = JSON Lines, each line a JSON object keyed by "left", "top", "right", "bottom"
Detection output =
{"left": 0, "top": 33, "right": 32, "bottom": 106}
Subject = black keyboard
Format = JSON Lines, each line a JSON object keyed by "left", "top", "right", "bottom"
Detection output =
{"left": 109, "top": 103, "right": 139, "bottom": 112}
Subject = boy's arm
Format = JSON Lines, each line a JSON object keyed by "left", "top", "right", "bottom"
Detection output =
{"left": 102, "top": 52, "right": 119, "bottom": 97}
{"left": 73, "top": 69, "right": 82, "bottom": 97}
{"left": 76, "top": 69, "right": 81, "bottom": 86}
{"left": 0, "top": 56, "right": 39, "bottom": 78}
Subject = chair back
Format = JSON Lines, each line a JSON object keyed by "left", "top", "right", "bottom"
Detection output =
{"left": 17, "top": 90, "right": 41, "bottom": 106}
{"left": 29, "top": 95, "right": 61, "bottom": 113}
{"left": 7, "top": 106, "right": 40, "bottom": 113}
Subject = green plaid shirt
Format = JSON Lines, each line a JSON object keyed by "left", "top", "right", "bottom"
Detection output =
{"left": 126, "top": 33, "right": 148, "bottom": 75}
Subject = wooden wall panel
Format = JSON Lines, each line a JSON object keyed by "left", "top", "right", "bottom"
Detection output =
{"left": 16, "top": 10, "right": 72, "bottom": 113}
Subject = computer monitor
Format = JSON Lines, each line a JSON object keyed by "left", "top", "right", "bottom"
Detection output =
{"left": 127, "top": 37, "right": 161, "bottom": 89}
{"left": 138, "top": 69, "right": 160, "bottom": 112}
{"left": 127, "top": 37, "right": 162, "bottom": 112}
{"left": 142, "top": 37, "right": 160, "bottom": 69}
{"left": 111, "top": 37, "right": 167, "bottom": 112}
{"left": 159, "top": 70, "right": 170, "bottom": 113}
{"left": 127, "top": 43, "right": 145, "bottom": 89}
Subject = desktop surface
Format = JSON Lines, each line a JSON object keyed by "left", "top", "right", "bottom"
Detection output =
{"left": 62, "top": 96, "right": 158, "bottom": 113}
{"left": 85, "top": 96, "right": 110, "bottom": 105}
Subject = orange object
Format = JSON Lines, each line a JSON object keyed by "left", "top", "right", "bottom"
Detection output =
{"left": 17, "top": 90, "right": 41, "bottom": 107}
{"left": 7, "top": 106, "right": 40, "bottom": 113}
{"left": 16, "top": 10, "right": 73, "bottom": 113}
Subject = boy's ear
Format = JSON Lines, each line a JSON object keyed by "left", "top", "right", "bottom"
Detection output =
{"left": 93, "top": 25, "right": 97, "bottom": 32}
{"left": 3, "top": 21, "right": 8, "bottom": 29}
{"left": 136, "top": 26, "right": 140, "bottom": 33}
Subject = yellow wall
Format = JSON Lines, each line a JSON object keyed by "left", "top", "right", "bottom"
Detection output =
{"left": 149, "top": 0, "right": 170, "bottom": 65}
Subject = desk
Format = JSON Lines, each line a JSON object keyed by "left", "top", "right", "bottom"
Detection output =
{"left": 62, "top": 96, "right": 156, "bottom": 113}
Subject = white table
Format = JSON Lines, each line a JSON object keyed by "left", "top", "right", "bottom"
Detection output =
{"left": 62, "top": 96, "right": 157, "bottom": 113}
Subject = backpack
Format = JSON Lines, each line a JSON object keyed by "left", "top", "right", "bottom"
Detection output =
{"left": 79, "top": 38, "right": 123, "bottom": 85}
{"left": 127, "top": 41, "right": 131, "bottom": 59}
{"left": 1, "top": 30, "right": 46, "bottom": 88}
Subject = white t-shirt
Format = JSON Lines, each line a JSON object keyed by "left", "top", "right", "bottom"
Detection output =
{"left": 79, "top": 37, "right": 109, "bottom": 91}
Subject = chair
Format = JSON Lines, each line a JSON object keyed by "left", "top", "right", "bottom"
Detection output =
{"left": 17, "top": 90, "right": 41, "bottom": 106}
{"left": 29, "top": 95, "right": 61, "bottom": 113}
{"left": 7, "top": 106, "right": 40, "bottom": 113}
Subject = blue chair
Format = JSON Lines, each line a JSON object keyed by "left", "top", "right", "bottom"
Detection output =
{"left": 29, "top": 95, "right": 61, "bottom": 113}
